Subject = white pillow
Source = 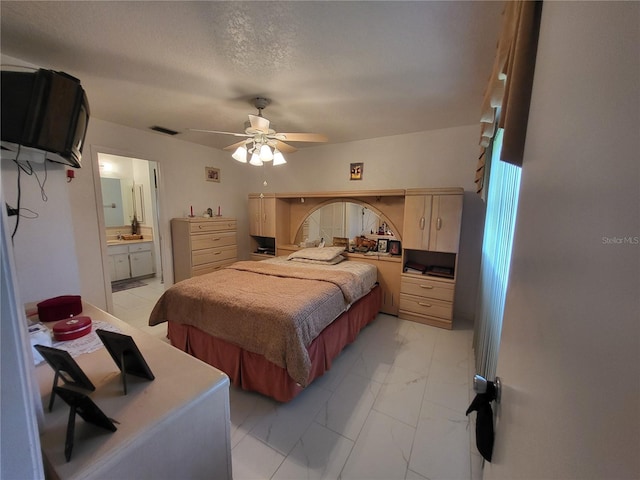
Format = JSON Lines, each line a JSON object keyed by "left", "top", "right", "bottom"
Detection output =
{"left": 290, "top": 255, "right": 345, "bottom": 265}
{"left": 287, "top": 246, "right": 346, "bottom": 262}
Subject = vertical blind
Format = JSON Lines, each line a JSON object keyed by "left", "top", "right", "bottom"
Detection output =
{"left": 474, "top": 129, "right": 522, "bottom": 379}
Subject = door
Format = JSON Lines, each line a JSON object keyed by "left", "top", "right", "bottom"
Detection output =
{"left": 248, "top": 197, "right": 262, "bottom": 236}
{"left": 97, "top": 152, "right": 163, "bottom": 311}
{"left": 261, "top": 197, "right": 276, "bottom": 238}
{"left": 428, "top": 194, "right": 463, "bottom": 253}
{"left": 403, "top": 194, "right": 432, "bottom": 250}
{"left": 112, "top": 253, "right": 131, "bottom": 280}
{"left": 483, "top": 4, "right": 638, "bottom": 478}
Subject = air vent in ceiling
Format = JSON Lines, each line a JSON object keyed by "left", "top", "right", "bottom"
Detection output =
{"left": 150, "top": 125, "right": 179, "bottom": 136}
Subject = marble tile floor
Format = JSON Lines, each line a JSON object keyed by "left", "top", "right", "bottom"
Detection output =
{"left": 112, "top": 277, "right": 483, "bottom": 480}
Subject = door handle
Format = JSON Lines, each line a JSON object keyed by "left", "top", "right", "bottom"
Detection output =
{"left": 473, "top": 374, "right": 501, "bottom": 404}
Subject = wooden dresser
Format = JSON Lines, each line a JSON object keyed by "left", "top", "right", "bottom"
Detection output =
{"left": 171, "top": 217, "right": 237, "bottom": 283}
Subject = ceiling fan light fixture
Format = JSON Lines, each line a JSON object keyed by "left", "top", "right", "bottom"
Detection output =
{"left": 232, "top": 145, "right": 248, "bottom": 163}
{"left": 259, "top": 144, "right": 274, "bottom": 161}
{"left": 273, "top": 149, "right": 287, "bottom": 165}
{"left": 249, "top": 152, "right": 263, "bottom": 166}
{"left": 194, "top": 97, "right": 326, "bottom": 167}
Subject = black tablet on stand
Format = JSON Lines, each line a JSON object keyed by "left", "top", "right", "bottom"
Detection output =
{"left": 53, "top": 386, "right": 117, "bottom": 462}
{"left": 95, "top": 329, "right": 155, "bottom": 394}
{"left": 34, "top": 344, "right": 95, "bottom": 412}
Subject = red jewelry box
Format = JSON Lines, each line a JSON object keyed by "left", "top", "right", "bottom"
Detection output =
{"left": 37, "top": 295, "right": 82, "bottom": 323}
{"left": 53, "top": 316, "right": 92, "bottom": 341}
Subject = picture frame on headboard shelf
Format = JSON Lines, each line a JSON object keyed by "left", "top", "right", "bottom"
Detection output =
{"left": 377, "top": 238, "right": 388, "bottom": 253}
{"left": 388, "top": 239, "right": 401, "bottom": 255}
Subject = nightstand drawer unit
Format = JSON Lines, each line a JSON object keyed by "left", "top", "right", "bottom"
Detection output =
{"left": 171, "top": 217, "right": 237, "bottom": 283}
{"left": 399, "top": 275, "right": 455, "bottom": 329}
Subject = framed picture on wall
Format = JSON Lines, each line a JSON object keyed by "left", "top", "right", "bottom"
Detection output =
{"left": 205, "top": 167, "right": 220, "bottom": 182}
{"left": 350, "top": 162, "right": 363, "bottom": 180}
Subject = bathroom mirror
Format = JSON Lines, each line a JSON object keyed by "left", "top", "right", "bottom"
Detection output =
{"left": 101, "top": 177, "right": 134, "bottom": 227}
{"left": 293, "top": 201, "right": 396, "bottom": 246}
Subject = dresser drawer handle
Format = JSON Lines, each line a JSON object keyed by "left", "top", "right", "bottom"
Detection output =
{"left": 418, "top": 302, "right": 432, "bottom": 307}
{"left": 419, "top": 285, "right": 434, "bottom": 289}
{"left": 211, "top": 238, "right": 221, "bottom": 242}
{"left": 214, "top": 251, "right": 221, "bottom": 255}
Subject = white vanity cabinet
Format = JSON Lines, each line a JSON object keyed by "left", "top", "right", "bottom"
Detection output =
{"left": 129, "top": 242, "right": 154, "bottom": 277}
{"left": 108, "top": 242, "right": 154, "bottom": 281}
{"left": 108, "top": 244, "right": 131, "bottom": 281}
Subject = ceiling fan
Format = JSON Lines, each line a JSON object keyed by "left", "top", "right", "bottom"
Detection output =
{"left": 190, "top": 97, "right": 328, "bottom": 166}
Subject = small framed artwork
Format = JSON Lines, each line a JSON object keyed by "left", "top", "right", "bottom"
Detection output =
{"left": 96, "top": 329, "right": 155, "bottom": 395}
{"left": 350, "top": 162, "right": 363, "bottom": 180}
{"left": 377, "top": 238, "right": 388, "bottom": 253}
{"left": 388, "top": 240, "right": 401, "bottom": 255}
{"left": 205, "top": 167, "right": 220, "bottom": 182}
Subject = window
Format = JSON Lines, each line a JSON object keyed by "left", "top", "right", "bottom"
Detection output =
{"left": 474, "top": 129, "right": 522, "bottom": 379}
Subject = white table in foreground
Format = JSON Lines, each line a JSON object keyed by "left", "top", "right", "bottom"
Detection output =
{"left": 34, "top": 302, "right": 232, "bottom": 480}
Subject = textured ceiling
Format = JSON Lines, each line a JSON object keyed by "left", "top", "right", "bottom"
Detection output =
{"left": 1, "top": 1, "right": 503, "bottom": 151}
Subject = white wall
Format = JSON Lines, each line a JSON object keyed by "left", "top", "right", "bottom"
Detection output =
{"left": 486, "top": 2, "right": 639, "bottom": 478}
{"left": 1, "top": 161, "right": 81, "bottom": 305}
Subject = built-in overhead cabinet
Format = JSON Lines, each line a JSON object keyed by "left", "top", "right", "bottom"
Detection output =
{"left": 248, "top": 194, "right": 276, "bottom": 238}
{"left": 403, "top": 189, "right": 463, "bottom": 253}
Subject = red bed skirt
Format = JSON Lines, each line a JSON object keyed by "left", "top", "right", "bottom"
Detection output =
{"left": 167, "top": 285, "right": 382, "bottom": 402}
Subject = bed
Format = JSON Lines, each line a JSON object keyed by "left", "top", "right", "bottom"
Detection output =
{"left": 149, "top": 247, "right": 382, "bottom": 401}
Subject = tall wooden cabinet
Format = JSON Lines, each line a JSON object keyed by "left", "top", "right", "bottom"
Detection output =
{"left": 248, "top": 193, "right": 277, "bottom": 259}
{"left": 248, "top": 193, "right": 276, "bottom": 237}
{"left": 171, "top": 217, "right": 237, "bottom": 283}
{"left": 399, "top": 188, "right": 463, "bottom": 329}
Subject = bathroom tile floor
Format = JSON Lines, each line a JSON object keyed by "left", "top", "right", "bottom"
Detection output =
{"left": 112, "top": 277, "right": 483, "bottom": 480}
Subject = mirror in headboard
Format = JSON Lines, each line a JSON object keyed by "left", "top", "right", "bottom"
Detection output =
{"left": 292, "top": 200, "right": 399, "bottom": 247}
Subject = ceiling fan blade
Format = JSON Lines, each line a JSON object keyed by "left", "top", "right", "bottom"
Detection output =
{"left": 248, "top": 115, "right": 270, "bottom": 133}
{"left": 273, "top": 140, "right": 298, "bottom": 153}
{"left": 275, "top": 132, "right": 328, "bottom": 143}
{"left": 189, "top": 128, "right": 250, "bottom": 137}
{"left": 223, "top": 139, "right": 251, "bottom": 152}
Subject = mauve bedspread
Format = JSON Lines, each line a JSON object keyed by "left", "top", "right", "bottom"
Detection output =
{"left": 149, "top": 260, "right": 375, "bottom": 385}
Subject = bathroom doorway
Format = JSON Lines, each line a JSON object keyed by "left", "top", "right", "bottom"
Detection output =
{"left": 98, "top": 153, "right": 164, "bottom": 293}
